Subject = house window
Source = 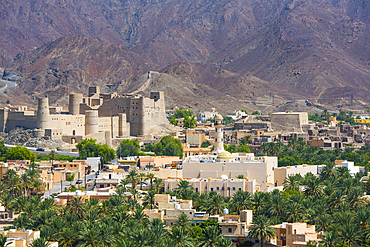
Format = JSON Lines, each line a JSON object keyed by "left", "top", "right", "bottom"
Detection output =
{"left": 228, "top": 228, "right": 232, "bottom": 233}
{"left": 233, "top": 187, "right": 235, "bottom": 191}
{"left": 217, "top": 187, "right": 219, "bottom": 190}
{"left": 238, "top": 188, "right": 241, "bottom": 190}
{"left": 190, "top": 212, "right": 192, "bottom": 214}
{"left": 227, "top": 187, "right": 230, "bottom": 190}
{"left": 211, "top": 188, "right": 213, "bottom": 191}
{"left": 195, "top": 188, "right": 198, "bottom": 192}
{"left": 222, "top": 187, "right": 224, "bottom": 190}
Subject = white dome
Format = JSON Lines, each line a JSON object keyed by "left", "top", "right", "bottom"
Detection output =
{"left": 220, "top": 175, "right": 228, "bottom": 180}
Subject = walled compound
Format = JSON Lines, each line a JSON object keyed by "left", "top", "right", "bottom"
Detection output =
{"left": 0, "top": 86, "right": 169, "bottom": 145}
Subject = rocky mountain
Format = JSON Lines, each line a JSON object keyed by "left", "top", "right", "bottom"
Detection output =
{"left": 1, "top": 0, "right": 370, "bottom": 111}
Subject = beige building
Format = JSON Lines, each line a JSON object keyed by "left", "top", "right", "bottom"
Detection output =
{"left": 164, "top": 208, "right": 209, "bottom": 226}
{"left": 271, "top": 222, "right": 321, "bottom": 247}
{"left": 1, "top": 230, "right": 58, "bottom": 247}
{"left": 165, "top": 178, "right": 257, "bottom": 195}
{"left": 57, "top": 190, "right": 116, "bottom": 201}
{"left": 271, "top": 111, "right": 310, "bottom": 132}
{"left": 209, "top": 210, "right": 253, "bottom": 238}
{"left": 137, "top": 156, "right": 180, "bottom": 168}
{"left": 186, "top": 132, "right": 207, "bottom": 148}
{"left": 274, "top": 165, "right": 317, "bottom": 186}
{"left": 154, "top": 194, "right": 192, "bottom": 210}
{"left": 182, "top": 152, "right": 277, "bottom": 192}
{"left": 183, "top": 147, "right": 212, "bottom": 158}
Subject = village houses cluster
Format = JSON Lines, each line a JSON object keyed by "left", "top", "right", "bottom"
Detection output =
{"left": 0, "top": 89, "right": 369, "bottom": 246}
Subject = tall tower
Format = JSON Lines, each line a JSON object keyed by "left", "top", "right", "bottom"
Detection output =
{"left": 213, "top": 114, "right": 224, "bottom": 154}
{"left": 36, "top": 98, "right": 50, "bottom": 129}
{"left": 69, "top": 93, "right": 83, "bottom": 115}
{"left": 85, "top": 110, "right": 99, "bottom": 135}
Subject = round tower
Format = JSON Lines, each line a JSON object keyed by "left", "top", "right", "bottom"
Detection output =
{"left": 213, "top": 114, "right": 224, "bottom": 154}
{"left": 85, "top": 110, "right": 99, "bottom": 135}
{"left": 69, "top": 93, "right": 83, "bottom": 115}
{"left": 36, "top": 98, "right": 50, "bottom": 129}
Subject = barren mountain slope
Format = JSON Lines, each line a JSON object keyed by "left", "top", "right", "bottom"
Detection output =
{"left": 1, "top": 0, "right": 370, "bottom": 108}
{"left": 118, "top": 69, "right": 254, "bottom": 114}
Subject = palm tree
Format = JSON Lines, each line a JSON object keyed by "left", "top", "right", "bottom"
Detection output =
{"left": 127, "top": 170, "right": 138, "bottom": 189}
{"left": 150, "top": 218, "right": 168, "bottom": 240}
{"left": 201, "top": 194, "right": 225, "bottom": 215}
{"left": 143, "top": 190, "right": 156, "bottom": 209}
{"left": 285, "top": 201, "right": 304, "bottom": 223}
{"left": 154, "top": 178, "right": 163, "bottom": 193}
{"left": 29, "top": 237, "right": 50, "bottom": 247}
{"left": 319, "top": 231, "right": 337, "bottom": 247}
{"left": 304, "top": 178, "right": 323, "bottom": 197}
{"left": 119, "top": 178, "right": 130, "bottom": 193}
{"left": 77, "top": 225, "right": 101, "bottom": 247}
{"left": 252, "top": 192, "right": 267, "bottom": 215}
{"left": 67, "top": 197, "right": 86, "bottom": 219}
{"left": 239, "top": 138, "right": 248, "bottom": 145}
{"left": 137, "top": 173, "right": 147, "bottom": 190}
{"left": 267, "top": 194, "right": 285, "bottom": 219}
{"left": 2, "top": 169, "right": 17, "bottom": 185}
{"left": 198, "top": 225, "right": 222, "bottom": 247}
{"left": 174, "top": 213, "right": 192, "bottom": 230}
{"left": 320, "top": 162, "right": 337, "bottom": 180}
{"left": 0, "top": 234, "right": 11, "bottom": 247}
{"left": 338, "top": 224, "right": 362, "bottom": 246}
{"left": 58, "top": 227, "right": 76, "bottom": 247}
{"left": 288, "top": 137, "right": 298, "bottom": 150}
{"left": 232, "top": 190, "right": 251, "bottom": 214}
{"left": 248, "top": 215, "right": 275, "bottom": 247}
{"left": 283, "top": 174, "right": 302, "bottom": 191}
{"left": 132, "top": 206, "right": 149, "bottom": 226}
{"left": 170, "top": 227, "right": 194, "bottom": 247}
{"left": 146, "top": 173, "right": 156, "bottom": 190}
{"left": 0, "top": 194, "right": 13, "bottom": 211}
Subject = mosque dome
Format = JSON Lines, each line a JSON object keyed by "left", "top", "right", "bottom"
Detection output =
{"left": 217, "top": 151, "right": 233, "bottom": 159}
{"left": 215, "top": 114, "right": 223, "bottom": 120}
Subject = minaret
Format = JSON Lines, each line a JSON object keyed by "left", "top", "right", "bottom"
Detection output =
{"left": 213, "top": 114, "right": 224, "bottom": 154}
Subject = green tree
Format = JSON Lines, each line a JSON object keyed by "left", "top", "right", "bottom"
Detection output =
{"left": 226, "top": 144, "right": 237, "bottom": 153}
{"left": 6, "top": 146, "right": 36, "bottom": 161}
{"left": 198, "top": 225, "right": 223, "bottom": 247}
{"left": 170, "top": 117, "right": 179, "bottom": 126}
{"left": 117, "top": 139, "right": 140, "bottom": 157}
{"left": 240, "top": 109, "right": 248, "bottom": 114}
{"left": 0, "top": 234, "right": 11, "bottom": 247}
{"left": 201, "top": 140, "right": 211, "bottom": 148}
{"left": 183, "top": 116, "right": 196, "bottom": 129}
{"left": 153, "top": 136, "right": 183, "bottom": 157}
{"left": 29, "top": 237, "right": 50, "bottom": 247}
{"left": 252, "top": 111, "right": 261, "bottom": 115}
{"left": 248, "top": 215, "right": 275, "bottom": 247}
{"left": 222, "top": 116, "right": 234, "bottom": 125}
{"left": 76, "top": 138, "right": 115, "bottom": 163}
{"left": 170, "top": 227, "right": 194, "bottom": 247}
{"left": 237, "top": 145, "right": 251, "bottom": 153}
{"left": 172, "top": 109, "right": 193, "bottom": 119}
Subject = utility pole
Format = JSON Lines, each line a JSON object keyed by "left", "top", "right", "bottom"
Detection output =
{"left": 84, "top": 167, "right": 87, "bottom": 189}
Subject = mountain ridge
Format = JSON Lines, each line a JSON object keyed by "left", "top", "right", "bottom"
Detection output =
{"left": 1, "top": 0, "right": 370, "bottom": 110}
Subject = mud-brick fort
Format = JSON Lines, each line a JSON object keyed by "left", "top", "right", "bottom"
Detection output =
{"left": 0, "top": 87, "right": 168, "bottom": 145}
